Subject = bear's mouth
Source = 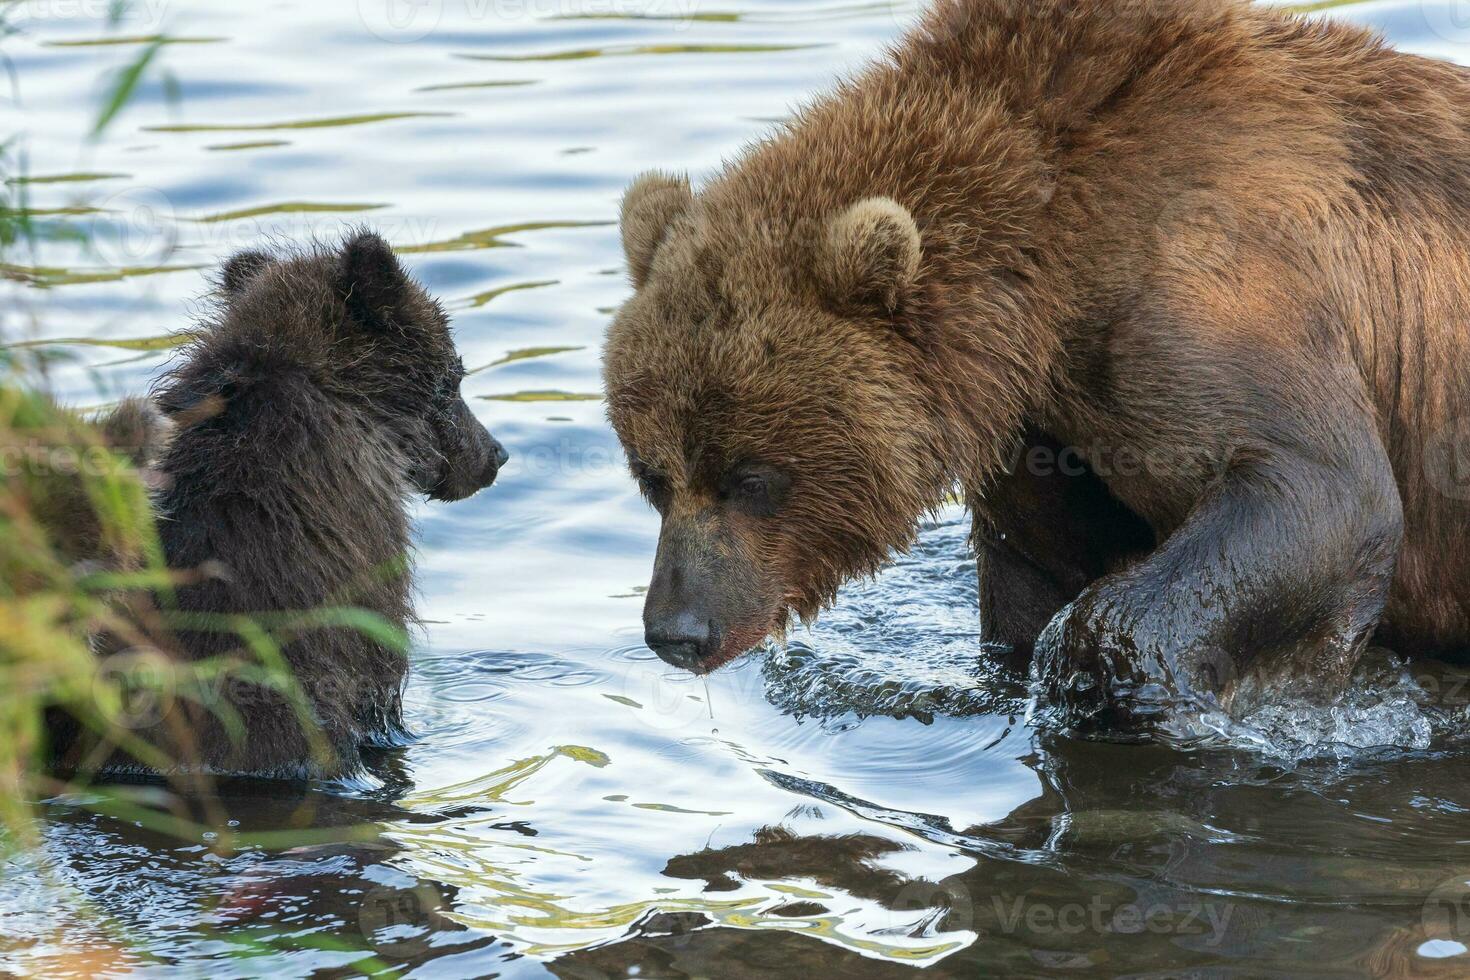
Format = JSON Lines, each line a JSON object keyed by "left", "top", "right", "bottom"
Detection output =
{"left": 687, "top": 618, "right": 782, "bottom": 675}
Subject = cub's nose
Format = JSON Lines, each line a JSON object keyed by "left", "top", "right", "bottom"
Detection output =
{"left": 479, "top": 437, "right": 509, "bottom": 487}
{"left": 645, "top": 616, "right": 716, "bottom": 672}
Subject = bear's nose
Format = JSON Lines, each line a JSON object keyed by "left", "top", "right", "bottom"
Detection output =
{"left": 645, "top": 616, "right": 716, "bottom": 672}
{"left": 477, "top": 438, "right": 508, "bottom": 489}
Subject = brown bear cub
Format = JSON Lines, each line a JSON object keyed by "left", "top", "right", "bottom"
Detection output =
{"left": 604, "top": 0, "right": 1470, "bottom": 733}
{"left": 51, "top": 231, "right": 506, "bottom": 779}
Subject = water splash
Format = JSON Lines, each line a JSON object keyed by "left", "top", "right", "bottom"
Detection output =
{"left": 761, "top": 513, "right": 1028, "bottom": 728}
{"left": 1030, "top": 648, "right": 1469, "bottom": 762}
{"left": 770, "top": 516, "right": 1462, "bottom": 762}
{"left": 1211, "top": 651, "right": 1465, "bottom": 760}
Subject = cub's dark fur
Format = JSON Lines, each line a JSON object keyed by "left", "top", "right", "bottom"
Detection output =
{"left": 54, "top": 231, "right": 506, "bottom": 780}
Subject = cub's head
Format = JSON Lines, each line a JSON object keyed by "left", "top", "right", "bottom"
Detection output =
{"left": 215, "top": 231, "right": 507, "bottom": 501}
{"left": 604, "top": 172, "right": 947, "bottom": 673}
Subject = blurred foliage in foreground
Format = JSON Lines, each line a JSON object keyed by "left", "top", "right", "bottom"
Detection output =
{"left": 0, "top": 7, "right": 411, "bottom": 962}
{"left": 0, "top": 2, "right": 399, "bottom": 856}
{"left": 0, "top": 383, "right": 163, "bottom": 846}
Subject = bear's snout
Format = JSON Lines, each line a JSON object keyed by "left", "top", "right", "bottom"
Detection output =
{"left": 643, "top": 523, "right": 724, "bottom": 670}
{"left": 468, "top": 434, "right": 509, "bottom": 493}
{"left": 426, "top": 403, "right": 509, "bottom": 502}
{"left": 645, "top": 613, "right": 717, "bottom": 672}
{"left": 640, "top": 516, "right": 781, "bottom": 674}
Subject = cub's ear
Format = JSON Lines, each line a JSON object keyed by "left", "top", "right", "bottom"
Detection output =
{"left": 815, "top": 197, "right": 922, "bottom": 315}
{"left": 219, "top": 249, "right": 273, "bottom": 297}
{"left": 621, "top": 171, "right": 693, "bottom": 289}
{"left": 337, "top": 230, "right": 412, "bottom": 332}
{"left": 99, "top": 397, "right": 175, "bottom": 467}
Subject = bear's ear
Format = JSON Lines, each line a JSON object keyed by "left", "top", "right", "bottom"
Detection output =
{"left": 99, "top": 397, "right": 175, "bottom": 467}
{"left": 815, "top": 197, "right": 922, "bottom": 315}
{"left": 337, "top": 230, "right": 412, "bottom": 332}
{"left": 621, "top": 171, "right": 693, "bottom": 290}
{"left": 220, "top": 249, "right": 273, "bottom": 297}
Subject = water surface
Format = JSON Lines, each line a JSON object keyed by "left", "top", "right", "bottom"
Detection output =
{"left": 6, "top": 1, "right": 1470, "bottom": 976}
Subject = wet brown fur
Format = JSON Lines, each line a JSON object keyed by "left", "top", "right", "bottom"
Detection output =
{"left": 605, "top": 0, "right": 1470, "bottom": 713}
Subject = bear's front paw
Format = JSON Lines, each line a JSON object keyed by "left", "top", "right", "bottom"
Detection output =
{"left": 1031, "top": 601, "right": 1172, "bottom": 735}
{"left": 1032, "top": 603, "right": 1106, "bottom": 722}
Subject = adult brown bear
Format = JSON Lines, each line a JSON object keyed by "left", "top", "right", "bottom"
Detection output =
{"left": 602, "top": 0, "right": 1470, "bottom": 730}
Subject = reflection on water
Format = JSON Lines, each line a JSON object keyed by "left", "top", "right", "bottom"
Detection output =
{"left": 6, "top": 0, "right": 1470, "bottom": 976}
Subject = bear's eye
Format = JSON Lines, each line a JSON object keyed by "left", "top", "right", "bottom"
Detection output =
{"left": 721, "top": 463, "right": 790, "bottom": 517}
{"left": 629, "top": 457, "right": 671, "bottom": 511}
{"left": 639, "top": 476, "right": 670, "bottom": 512}
{"left": 431, "top": 358, "right": 466, "bottom": 414}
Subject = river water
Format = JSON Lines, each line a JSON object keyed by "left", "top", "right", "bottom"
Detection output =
{"left": 5, "top": 1, "right": 1470, "bottom": 976}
